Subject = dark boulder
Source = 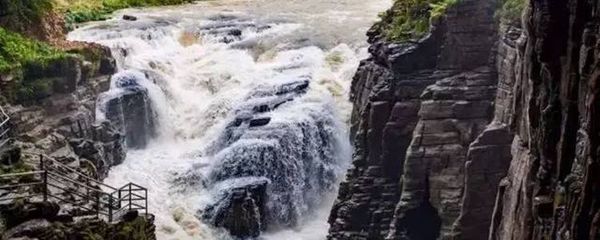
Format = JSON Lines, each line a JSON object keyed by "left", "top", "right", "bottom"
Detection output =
{"left": 228, "top": 29, "right": 242, "bottom": 37}
{"left": 199, "top": 77, "right": 346, "bottom": 238}
{"left": 248, "top": 117, "right": 270, "bottom": 127}
{"left": 122, "top": 15, "right": 138, "bottom": 21}
{"left": 202, "top": 179, "right": 268, "bottom": 239}
{"left": 0, "top": 145, "right": 20, "bottom": 165}
{"left": 2, "top": 219, "right": 51, "bottom": 239}
{"left": 0, "top": 201, "right": 60, "bottom": 229}
{"left": 97, "top": 71, "right": 156, "bottom": 149}
{"left": 69, "top": 121, "right": 126, "bottom": 179}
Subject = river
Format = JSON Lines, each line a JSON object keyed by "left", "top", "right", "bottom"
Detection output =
{"left": 68, "top": 0, "right": 390, "bottom": 239}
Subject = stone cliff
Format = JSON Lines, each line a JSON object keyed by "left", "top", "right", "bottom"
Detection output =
{"left": 490, "top": 0, "right": 600, "bottom": 239}
{"left": 329, "top": 0, "right": 600, "bottom": 239}
{"left": 328, "top": 0, "right": 498, "bottom": 239}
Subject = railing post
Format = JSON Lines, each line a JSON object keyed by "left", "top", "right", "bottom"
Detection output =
{"left": 38, "top": 155, "right": 44, "bottom": 170}
{"left": 77, "top": 120, "right": 83, "bottom": 138}
{"left": 108, "top": 195, "right": 113, "bottom": 222}
{"left": 145, "top": 188, "right": 148, "bottom": 215}
{"left": 129, "top": 184, "right": 132, "bottom": 211}
{"left": 39, "top": 155, "right": 48, "bottom": 202}
{"left": 86, "top": 178, "right": 89, "bottom": 198}
{"left": 42, "top": 170, "right": 48, "bottom": 202}
{"left": 96, "top": 192, "right": 100, "bottom": 218}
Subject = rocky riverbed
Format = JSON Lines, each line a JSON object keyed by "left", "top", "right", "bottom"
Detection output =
{"left": 66, "top": 0, "right": 391, "bottom": 239}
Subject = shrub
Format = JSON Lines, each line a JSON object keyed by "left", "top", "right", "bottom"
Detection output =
{"left": 0, "top": 27, "right": 69, "bottom": 103}
{"left": 63, "top": 0, "right": 196, "bottom": 26}
{"left": 0, "top": 0, "right": 54, "bottom": 32}
{"left": 376, "top": 0, "right": 460, "bottom": 42}
{"left": 0, "top": 27, "right": 67, "bottom": 74}
{"left": 497, "top": 0, "right": 525, "bottom": 24}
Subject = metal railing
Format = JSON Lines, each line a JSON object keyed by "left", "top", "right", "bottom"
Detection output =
{"left": 0, "top": 153, "right": 148, "bottom": 222}
{"left": 0, "top": 105, "right": 10, "bottom": 149}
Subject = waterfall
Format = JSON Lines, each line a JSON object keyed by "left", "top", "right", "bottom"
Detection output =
{"left": 68, "top": 1, "right": 389, "bottom": 239}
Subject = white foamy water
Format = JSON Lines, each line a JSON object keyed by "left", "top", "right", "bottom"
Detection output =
{"left": 68, "top": 0, "right": 390, "bottom": 239}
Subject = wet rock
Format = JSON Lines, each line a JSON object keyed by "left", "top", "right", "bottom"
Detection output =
{"left": 98, "top": 71, "right": 156, "bottom": 149}
{"left": 68, "top": 120, "right": 126, "bottom": 180}
{"left": 249, "top": 117, "right": 270, "bottom": 127}
{"left": 200, "top": 78, "right": 344, "bottom": 237}
{"left": 122, "top": 15, "right": 138, "bottom": 21}
{"left": 275, "top": 79, "right": 309, "bottom": 95}
{"left": 202, "top": 179, "right": 267, "bottom": 238}
{"left": 228, "top": 29, "right": 242, "bottom": 37}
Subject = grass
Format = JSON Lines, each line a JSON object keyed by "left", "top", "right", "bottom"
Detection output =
{"left": 376, "top": 0, "right": 460, "bottom": 42}
{"left": 0, "top": 27, "right": 68, "bottom": 74}
{"left": 57, "top": 0, "right": 196, "bottom": 26}
{"left": 0, "top": 27, "right": 71, "bottom": 103}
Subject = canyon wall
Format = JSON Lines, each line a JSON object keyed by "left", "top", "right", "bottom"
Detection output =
{"left": 328, "top": 0, "right": 499, "bottom": 239}
{"left": 491, "top": 0, "right": 600, "bottom": 239}
{"left": 330, "top": 0, "right": 600, "bottom": 239}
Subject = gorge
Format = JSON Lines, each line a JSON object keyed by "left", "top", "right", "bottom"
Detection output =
{"left": 1, "top": 0, "right": 600, "bottom": 240}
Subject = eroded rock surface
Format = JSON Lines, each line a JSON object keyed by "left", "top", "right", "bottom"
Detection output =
{"left": 489, "top": 0, "right": 600, "bottom": 239}
{"left": 328, "top": 0, "right": 498, "bottom": 239}
{"left": 331, "top": 0, "right": 600, "bottom": 239}
{"left": 200, "top": 78, "right": 347, "bottom": 238}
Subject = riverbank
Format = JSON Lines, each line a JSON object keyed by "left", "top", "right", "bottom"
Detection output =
{"left": 0, "top": 1, "right": 195, "bottom": 239}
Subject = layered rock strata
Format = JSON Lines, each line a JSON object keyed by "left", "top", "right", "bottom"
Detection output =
{"left": 490, "top": 0, "right": 600, "bottom": 239}
{"left": 328, "top": 0, "right": 500, "bottom": 239}
{"left": 332, "top": 0, "right": 600, "bottom": 239}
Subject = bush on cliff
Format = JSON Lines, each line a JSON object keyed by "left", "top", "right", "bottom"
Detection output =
{"left": 60, "top": 0, "right": 195, "bottom": 26}
{"left": 376, "top": 0, "right": 459, "bottom": 42}
{"left": 0, "top": 0, "right": 54, "bottom": 33}
{"left": 0, "top": 28, "right": 67, "bottom": 75}
{"left": 497, "top": 0, "right": 525, "bottom": 24}
{"left": 0, "top": 27, "right": 70, "bottom": 103}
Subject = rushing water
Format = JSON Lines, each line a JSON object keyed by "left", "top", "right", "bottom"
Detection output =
{"left": 68, "top": 0, "right": 390, "bottom": 239}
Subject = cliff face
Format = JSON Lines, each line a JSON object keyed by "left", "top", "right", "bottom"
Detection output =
{"left": 328, "top": 0, "right": 499, "bottom": 239}
{"left": 331, "top": 0, "right": 600, "bottom": 239}
{"left": 0, "top": 6, "right": 125, "bottom": 180}
{"left": 491, "top": 0, "right": 600, "bottom": 239}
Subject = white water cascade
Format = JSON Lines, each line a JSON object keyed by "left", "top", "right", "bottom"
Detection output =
{"left": 68, "top": 1, "right": 390, "bottom": 239}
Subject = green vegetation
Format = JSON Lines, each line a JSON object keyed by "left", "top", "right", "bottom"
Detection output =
{"left": 59, "top": 0, "right": 195, "bottom": 26}
{"left": 497, "top": 0, "right": 525, "bottom": 24}
{"left": 0, "top": 0, "right": 54, "bottom": 33}
{"left": 0, "top": 27, "right": 67, "bottom": 75}
{"left": 0, "top": 27, "right": 71, "bottom": 103}
{"left": 0, "top": 161, "right": 34, "bottom": 175}
{"left": 376, "top": 0, "right": 460, "bottom": 42}
{"left": 0, "top": 148, "right": 35, "bottom": 184}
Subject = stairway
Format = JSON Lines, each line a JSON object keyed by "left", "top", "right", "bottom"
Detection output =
{"left": 0, "top": 153, "right": 149, "bottom": 223}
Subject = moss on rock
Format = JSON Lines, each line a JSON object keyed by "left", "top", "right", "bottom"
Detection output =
{"left": 375, "top": 0, "right": 459, "bottom": 42}
{"left": 0, "top": 27, "right": 68, "bottom": 75}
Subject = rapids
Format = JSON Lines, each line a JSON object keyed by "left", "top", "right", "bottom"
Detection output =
{"left": 68, "top": 0, "right": 390, "bottom": 239}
